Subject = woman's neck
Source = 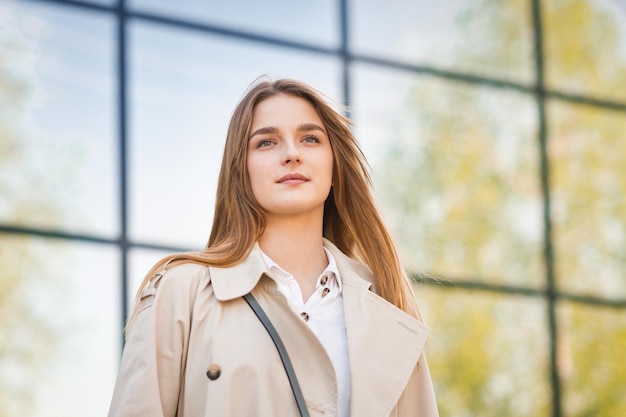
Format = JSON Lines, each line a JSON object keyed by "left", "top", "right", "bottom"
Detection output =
{"left": 259, "top": 215, "right": 328, "bottom": 300}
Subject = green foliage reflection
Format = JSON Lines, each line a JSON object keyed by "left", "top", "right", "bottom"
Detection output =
{"left": 376, "top": 1, "right": 626, "bottom": 416}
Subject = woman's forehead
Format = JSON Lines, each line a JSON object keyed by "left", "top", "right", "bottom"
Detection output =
{"left": 251, "top": 94, "right": 324, "bottom": 130}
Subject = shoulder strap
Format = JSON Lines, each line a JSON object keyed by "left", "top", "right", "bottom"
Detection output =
{"left": 243, "top": 293, "right": 311, "bottom": 417}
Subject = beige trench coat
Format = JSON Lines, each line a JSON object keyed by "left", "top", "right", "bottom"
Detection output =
{"left": 108, "top": 239, "right": 439, "bottom": 417}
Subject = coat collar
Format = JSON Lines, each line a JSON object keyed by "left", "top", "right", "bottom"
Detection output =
{"left": 209, "top": 239, "right": 429, "bottom": 417}
{"left": 209, "top": 238, "right": 376, "bottom": 301}
{"left": 209, "top": 242, "right": 269, "bottom": 301}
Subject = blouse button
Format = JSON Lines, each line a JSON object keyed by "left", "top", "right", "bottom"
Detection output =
{"left": 206, "top": 364, "right": 222, "bottom": 380}
{"left": 322, "top": 287, "right": 330, "bottom": 297}
{"left": 300, "top": 312, "right": 310, "bottom": 321}
{"left": 320, "top": 275, "right": 328, "bottom": 286}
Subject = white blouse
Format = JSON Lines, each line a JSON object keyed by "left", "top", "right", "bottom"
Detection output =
{"left": 261, "top": 248, "right": 351, "bottom": 417}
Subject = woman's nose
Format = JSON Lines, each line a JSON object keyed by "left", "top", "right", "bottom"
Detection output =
{"left": 282, "top": 141, "right": 301, "bottom": 165}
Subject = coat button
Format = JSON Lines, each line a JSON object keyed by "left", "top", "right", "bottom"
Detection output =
{"left": 300, "top": 311, "right": 310, "bottom": 321}
{"left": 206, "top": 364, "right": 221, "bottom": 380}
{"left": 322, "top": 287, "right": 330, "bottom": 297}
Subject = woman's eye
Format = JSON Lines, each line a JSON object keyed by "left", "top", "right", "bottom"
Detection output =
{"left": 256, "top": 139, "right": 274, "bottom": 148}
{"left": 303, "top": 135, "right": 320, "bottom": 144}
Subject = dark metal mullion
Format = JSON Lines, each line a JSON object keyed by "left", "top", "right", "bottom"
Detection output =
{"left": 116, "top": 0, "right": 130, "bottom": 348}
{"left": 26, "top": 0, "right": 626, "bottom": 113}
{"left": 339, "top": 0, "right": 351, "bottom": 115}
{"left": 531, "top": 1, "right": 562, "bottom": 417}
{"left": 0, "top": 224, "right": 119, "bottom": 246}
{"left": 0, "top": 224, "right": 193, "bottom": 253}
{"left": 547, "top": 90, "right": 626, "bottom": 112}
{"left": 351, "top": 55, "right": 626, "bottom": 112}
{"left": 411, "top": 274, "right": 626, "bottom": 309}
{"left": 23, "top": 0, "right": 113, "bottom": 12}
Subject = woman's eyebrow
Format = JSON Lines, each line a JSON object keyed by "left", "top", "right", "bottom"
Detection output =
{"left": 249, "top": 123, "right": 326, "bottom": 139}
{"left": 297, "top": 123, "right": 326, "bottom": 134}
{"left": 249, "top": 126, "right": 278, "bottom": 139}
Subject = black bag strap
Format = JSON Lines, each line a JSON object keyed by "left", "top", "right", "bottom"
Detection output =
{"left": 243, "top": 293, "right": 311, "bottom": 417}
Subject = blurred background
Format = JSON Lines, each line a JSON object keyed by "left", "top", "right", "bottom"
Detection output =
{"left": 1, "top": 0, "right": 625, "bottom": 416}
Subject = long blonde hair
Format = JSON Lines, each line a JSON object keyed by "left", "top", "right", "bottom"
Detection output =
{"left": 128, "top": 78, "right": 420, "bottom": 325}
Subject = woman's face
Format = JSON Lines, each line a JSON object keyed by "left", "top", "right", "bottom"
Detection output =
{"left": 247, "top": 94, "right": 333, "bottom": 220}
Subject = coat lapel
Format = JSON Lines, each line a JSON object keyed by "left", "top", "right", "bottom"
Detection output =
{"left": 327, "top": 242, "right": 430, "bottom": 417}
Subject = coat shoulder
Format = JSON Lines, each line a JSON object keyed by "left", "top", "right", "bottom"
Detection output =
{"left": 160, "top": 262, "right": 211, "bottom": 285}
{"left": 155, "top": 262, "right": 212, "bottom": 299}
{"left": 135, "top": 262, "right": 212, "bottom": 315}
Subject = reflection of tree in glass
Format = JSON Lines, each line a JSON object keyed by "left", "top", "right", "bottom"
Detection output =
{"left": 559, "top": 304, "right": 626, "bottom": 417}
{"left": 0, "top": 16, "right": 66, "bottom": 417}
{"left": 544, "top": 0, "right": 626, "bottom": 100}
{"left": 376, "top": 0, "right": 626, "bottom": 416}
{"left": 386, "top": 78, "right": 549, "bottom": 415}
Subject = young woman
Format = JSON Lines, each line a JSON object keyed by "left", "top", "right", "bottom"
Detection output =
{"left": 108, "top": 78, "right": 438, "bottom": 417}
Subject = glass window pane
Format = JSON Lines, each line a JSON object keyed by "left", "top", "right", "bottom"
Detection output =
{"left": 416, "top": 286, "right": 551, "bottom": 417}
{"left": 0, "top": 235, "right": 120, "bottom": 417}
{"left": 349, "top": 0, "right": 533, "bottom": 83}
{"left": 353, "top": 65, "right": 543, "bottom": 287}
{"left": 129, "top": 22, "right": 342, "bottom": 248}
{"left": 544, "top": 0, "right": 626, "bottom": 101}
{"left": 0, "top": 2, "right": 118, "bottom": 237}
{"left": 559, "top": 302, "right": 626, "bottom": 416}
{"left": 128, "top": 0, "right": 339, "bottom": 48}
{"left": 549, "top": 101, "right": 626, "bottom": 299}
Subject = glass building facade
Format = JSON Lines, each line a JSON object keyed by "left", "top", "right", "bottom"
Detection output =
{"left": 1, "top": 0, "right": 625, "bottom": 416}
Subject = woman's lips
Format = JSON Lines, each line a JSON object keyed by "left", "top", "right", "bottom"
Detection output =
{"left": 278, "top": 173, "right": 308, "bottom": 185}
